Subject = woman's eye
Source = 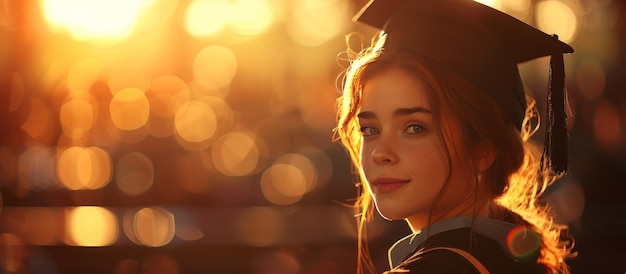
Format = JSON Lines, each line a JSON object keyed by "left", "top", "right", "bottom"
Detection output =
{"left": 360, "top": 126, "right": 378, "bottom": 136}
{"left": 405, "top": 124, "right": 425, "bottom": 134}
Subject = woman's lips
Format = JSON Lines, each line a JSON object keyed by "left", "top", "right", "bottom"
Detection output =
{"left": 371, "top": 177, "right": 410, "bottom": 193}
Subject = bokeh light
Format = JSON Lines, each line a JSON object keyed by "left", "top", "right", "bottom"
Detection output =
{"left": 40, "top": 0, "right": 147, "bottom": 41}
{"left": 229, "top": 0, "right": 275, "bottom": 37}
{"left": 211, "top": 131, "right": 261, "bottom": 177}
{"left": 193, "top": 45, "right": 238, "bottom": 89}
{"left": 122, "top": 210, "right": 142, "bottom": 246}
{"left": 184, "top": 0, "right": 232, "bottom": 38}
{"left": 197, "top": 96, "right": 236, "bottom": 132}
{"left": 66, "top": 206, "right": 118, "bottom": 246}
{"left": 174, "top": 100, "right": 218, "bottom": 144}
{"left": 147, "top": 75, "right": 190, "bottom": 138}
{"left": 536, "top": 0, "right": 578, "bottom": 42}
{"left": 258, "top": 150, "right": 323, "bottom": 206}
{"left": 116, "top": 152, "right": 154, "bottom": 196}
{"left": 0, "top": 0, "right": 621, "bottom": 272}
{"left": 132, "top": 207, "right": 176, "bottom": 247}
{"left": 260, "top": 163, "right": 306, "bottom": 205}
{"left": 175, "top": 220, "right": 204, "bottom": 242}
{"left": 544, "top": 177, "right": 585, "bottom": 225}
{"left": 17, "top": 146, "right": 56, "bottom": 190}
{"left": 287, "top": 0, "right": 352, "bottom": 47}
{"left": 110, "top": 88, "right": 150, "bottom": 131}
{"left": 501, "top": 0, "right": 530, "bottom": 11}
{"left": 57, "top": 146, "right": 112, "bottom": 190}
{"left": 59, "top": 97, "right": 96, "bottom": 139}
{"left": 275, "top": 153, "right": 318, "bottom": 192}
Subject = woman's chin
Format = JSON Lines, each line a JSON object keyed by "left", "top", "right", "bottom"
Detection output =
{"left": 376, "top": 209, "right": 403, "bottom": 221}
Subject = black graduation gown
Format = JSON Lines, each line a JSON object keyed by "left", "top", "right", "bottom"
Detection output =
{"left": 386, "top": 217, "right": 545, "bottom": 273}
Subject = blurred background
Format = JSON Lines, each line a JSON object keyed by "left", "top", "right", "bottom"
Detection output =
{"left": 0, "top": 0, "right": 624, "bottom": 273}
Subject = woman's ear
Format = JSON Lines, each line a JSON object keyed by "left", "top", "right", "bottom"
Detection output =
{"left": 474, "top": 142, "right": 496, "bottom": 173}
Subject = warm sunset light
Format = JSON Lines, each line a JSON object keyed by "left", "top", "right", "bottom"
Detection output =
{"left": 146, "top": 76, "right": 190, "bottom": 137}
{"left": 57, "top": 146, "right": 112, "bottom": 190}
{"left": 66, "top": 58, "right": 105, "bottom": 96}
{"left": 474, "top": 0, "right": 498, "bottom": 8}
{"left": 0, "top": 0, "right": 617, "bottom": 272}
{"left": 229, "top": 0, "right": 275, "bottom": 37}
{"left": 132, "top": 207, "right": 176, "bottom": 247}
{"left": 260, "top": 163, "right": 307, "bottom": 205}
{"left": 184, "top": 0, "right": 276, "bottom": 40}
{"left": 184, "top": 0, "right": 232, "bottom": 38}
{"left": 40, "top": 0, "right": 148, "bottom": 41}
{"left": 20, "top": 99, "right": 53, "bottom": 139}
{"left": 110, "top": 88, "right": 150, "bottom": 131}
{"left": 211, "top": 132, "right": 260, "bottom": 177}
{"left": 287, "top": 0, "right": 352, "bottom": 46}
{"left": 502, "top": 0, "right": 530, "bottom": 11}
{"left": 275, "top": 153, "right": 318, "bottom": 192}
{"left": 536, "top": 0, "right": 578, "bottom": 42}
{"left": 66, "top": 207, "right": 118, "bottom": 246}
{"left": 174, "top": 101, "right": 218, "bottom": 143}
{"left": 192, "top": 45, "right": 238, "bottom": 89}
{"left": 259, "top": 152, "right": 321, "bottom": 206}
{"left": 108, "top": 63, "right": 149, "bottom": 95}
{"left": 148, "top": 75, "right": 190, "bottom": 119}
{"left": 59, "top": 98, "right": 96, "bottom": 139}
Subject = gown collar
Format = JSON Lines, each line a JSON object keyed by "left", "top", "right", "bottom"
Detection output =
{"left": 388, "top": 216, "right": 520, "bottom": 269}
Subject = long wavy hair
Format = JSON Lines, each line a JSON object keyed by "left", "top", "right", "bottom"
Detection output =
{"left": 334, "top": 32, "right": 574, "bottom": 274}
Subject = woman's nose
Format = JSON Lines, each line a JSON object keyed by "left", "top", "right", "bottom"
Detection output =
{"left": 371, "top": 138, "right": 398, "bottom": 165}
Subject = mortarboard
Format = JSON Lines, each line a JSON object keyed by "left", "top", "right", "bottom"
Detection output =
{"left": 353, "top": 0, "right": 573, "bottom": 174}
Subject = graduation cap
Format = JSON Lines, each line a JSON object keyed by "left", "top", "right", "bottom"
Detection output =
{"left": 353, "top": 0, "right": 573, "bottom": 174}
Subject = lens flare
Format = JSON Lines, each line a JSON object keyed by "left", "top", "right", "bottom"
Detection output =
{"left": 506, "top": 226, "right": 541, "bottom": 262}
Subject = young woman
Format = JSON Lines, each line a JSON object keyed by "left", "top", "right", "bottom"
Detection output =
{"left": 335, "top": 0, "right": 576, "bottom": 273}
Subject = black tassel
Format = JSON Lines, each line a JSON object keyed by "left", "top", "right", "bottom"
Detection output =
{"left": 541, "top": 35, "right": 569, "bottom": 175}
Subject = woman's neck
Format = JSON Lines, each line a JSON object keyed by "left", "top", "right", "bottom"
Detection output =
{"left": 406, "top": 200, "right": 491, "bottom": 233}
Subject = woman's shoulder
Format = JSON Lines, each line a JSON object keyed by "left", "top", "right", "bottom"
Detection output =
{"left": 389, "top": 226, "right": 545, "bottom": 273}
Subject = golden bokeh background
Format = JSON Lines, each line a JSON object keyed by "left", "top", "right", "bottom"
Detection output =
{"left": 0, "top": 0, "right": 624, "bottom": 273}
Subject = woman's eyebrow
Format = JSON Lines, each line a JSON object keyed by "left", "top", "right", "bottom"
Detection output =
{"left": 357, "top": 107, "right": 432, "bottom": 120}
{"left": 393, "top": 107, "right": 431, "bottom": 117}
{"left": 357, "top": 111, "right": 376, "bottom": 119}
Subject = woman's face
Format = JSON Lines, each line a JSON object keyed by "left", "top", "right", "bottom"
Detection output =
{"left": 358, "top": 66, "right": 474, "bottom": 227}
